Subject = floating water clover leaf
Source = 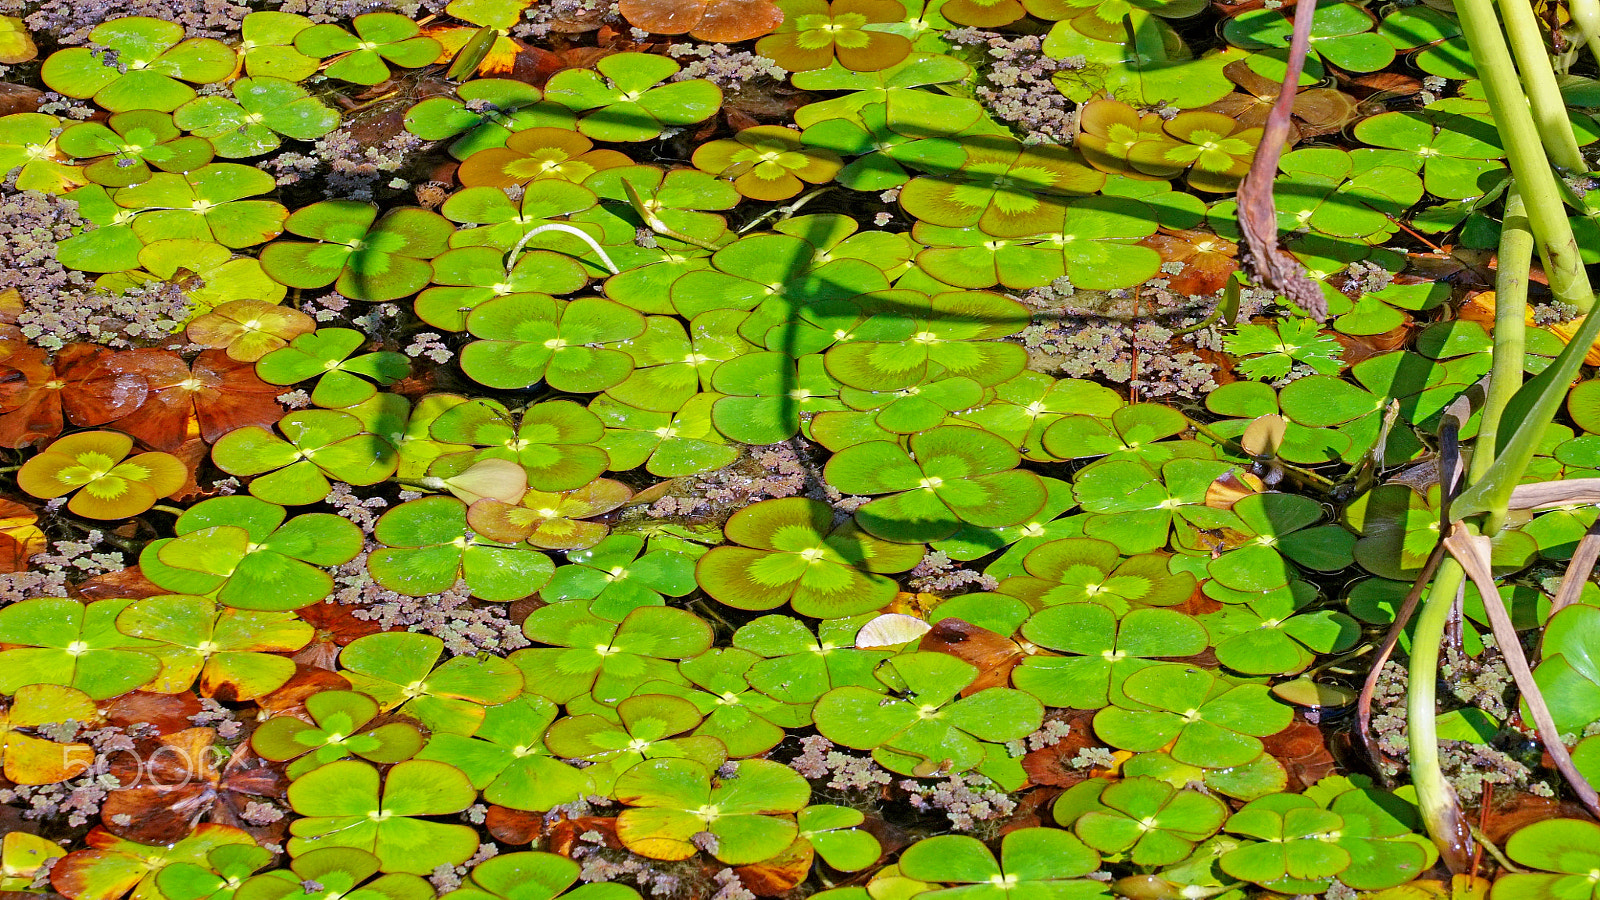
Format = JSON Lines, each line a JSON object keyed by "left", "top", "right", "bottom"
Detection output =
{"left": 814, "top": 651, "right": 1042, "bottom": 786}
{"left": 757, "top": 0, "right": 912, "bottom": 72}
{"left": 539, "top": 534, "right": 697, "bottom": 620}
{"left": 732, "top": 615, "right": 893, "bottom": 705}
{"left": 1353, "top": 109, "right": 1507, "bottom": 202}
{"left": 416, "top": 246, "right": 588, "bottom": 332}
{"left": 543, "top": 693, "right": 727, "bottom": 795}
{"left": 415, "top": 695, "right": 592, "bottom": 812}
{"left": 0, "top": 685, "right": 96, "bottom": 785}
{"left": 1224, "top": 1, "right": 1392, "bottom": 81}
{"left": 41, "top": 17, "right": 235, "bottom": 113}
{"left": 428, "top": 398, "right": 609, "bottom": 492}
{"left": 3, "top": 832, "right": 68, "bottom": 893}
{"left": 286, "top": 760, "right": 477, "bottom": 875}
{"left": 153, "top": 845, "right": 272, "bottom": 900}
{"left": 1043, "top": 11, "right": 1244, "bottom": 108}
{"left": 173, "top": 77, "right": 340, "bottom": 158}
{"left": 1012, "top": 603, "right": 1208, "bottom": 709}
{"left": 338, "top": 631, "right": 522, "bottom": 735}
{"left": 293, "top": 13, "right": 441, "bottom": 86}
{"left": 252, "top": 690, "right": 424, "bottom": 779}
{"left": 461, "top": 294, "right": 645, "bottom": 392}
{"left": 1071, "top": 456, "right": 1242, "bottom": 554}
{"left": 404, "top": 80, "right": 575, "bottom": 161}
{"left": 51, "top": 825, "right": 257, "bottom": 900}
{"left": 0, "top": 598, "right": 161, "bottom": 700}
{"left": 897, "top": 827, "right": 1104, "bottom": 899}
{"left": 825, "top": 426, "right": 1047, "bottom": 543}
{"left": 709, "top": 351, "right": 845, "bottom": 444}
{"left": 56, "top": 111, "right": 213, "bottom": 189}
{"left": 914, "top": 195, "right": 1162, "bottom": 291}
{"left": 1305, "top": 776, "right": 1437, "bottom": 891}
{"left": 211, "top": 409, "right": 397, "bottom": 506}
{"left": 692, "top": 125, "right": 844, "bottom": 202}
{"left": 514, "top": 602, "right": 713, "bottom": 704}
{"left": 1126, "top": 111, "right": 1259, "bottom": 194}
{"left": 1223, "top": 318, "right": 1344, "bottom": 380}
{"left": 140, "top": 496, "right": 363, "bottom": 611}
{"left": 897, "top": 134, "right": 1103, "bottom": 236}
{"left": 1530, "top": 605, "right": 1600, "bottom": 734}
{"left": 1039, "top": 403, "right": 1188, "bottom": 465}
{"left": 796, "top": 805, "right": 881, "bottom": 872}
{"left": 999, "top": 537, "right": 1199, "bottom": 613}
{"left": 365, "top": 496, "right": 555, "bottom": 601}
{"left": 1200, "top": 582, "right": 1359, "bottom": 676}
{"left": 458, "top": 128, "right": 632, "bottom": 190}
{"left": 543, "top": 53, "right": 722, "bottom": 143}
{"left": 671, "top": 232, "right": 887, "bottom": 320}
{"left": 234, "top": 849, "right": 431, "bottom": 900}
{"left": 255, "top": 328, "right": 409, "bottom": 409}
{"left": 1095, "top": 663, "right": 1291, "bottom": 768}
{"left": 187, "top": 301, "right": 315, "bottom": 363}
{"left": 637, "top": 647, "right": 813, "bottom": 757}
{"left": 466, "top": 478, "right": 631, "bottom": 551}
{"left": 0, "top": 113, "right": 86, "bottom": 193}
{"left": 605, "top": 314, "right": 750, "bottom": 412}
{"left": 17, "top": 431, "right": 184, "bottom": 519}
{"left": 1271, "top": 148, "right": 1422, "bottom": 246}
{"left": 1219, "top": 794, "right": 1349, "bottom": 889}
{"left": 614, "top": 758, "right": 810, "bottom": 864}
{"left": 453, "top": 852, "right": 643, "bottom": 900}
{"left": 114, "top": 595, "right": 312, "bottom": 701}
{"left": 1054, "top": 776, "right": 1227, "bottom": 866}
{"left": 259, "top": 202, "right": 454, "bottom": 302}
{"left": 590, "top": 394, "right": 739, "bottom": 477}
{"left": 697, "top": 497, "right": 924, "bottom": 617}
{"left": 1495, "top": 819, "right": 1600, "bottom": 900}
{"left": 1227, "top": 491, "right": 1356, "bottom": 575}
{"left": 442, "top": 181, "right": 601, "bottom": 254}
{"left": 823, "top": 290, "right": 1030, "bottom": 391}
{"left": 791, "top": 52, "right": 985, "bottom": 137}
{"left": 236, "top": 11, "right": 319, "bottom": 80}
{"left": 112, "top": 161, "right": 288, "bottom": 246}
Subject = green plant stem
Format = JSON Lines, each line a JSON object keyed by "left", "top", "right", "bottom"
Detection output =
{"left": 1456, "top": 0, "right": 1594, "bottom": 315}
{"left": 1407, "top": 558, "right": 1476, "bottom": 870}
{"left": 148, "top": 504, "right": 186, "bottom": 516}
{"left": 1471, "top": 187, "right": 1531, "bottom": 531}
{"left": 1497, "top": 0, "right": 1586, "bottom": 172}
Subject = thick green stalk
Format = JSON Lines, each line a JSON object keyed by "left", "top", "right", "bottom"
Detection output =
{"left": 1497, "top": 0, "right": 1586, "bottom": 172}
{"left": 1472, "top": 187, "right": 1531, "bottom": 509}
{"left": 1407, "top": 559, "right": 1475, "bottom": 870}
{"left": 1456, "top": 0, "right": 1594, "bottom": 315}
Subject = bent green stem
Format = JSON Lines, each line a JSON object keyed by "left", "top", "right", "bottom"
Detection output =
{"left": 1407, "top": 558, "right": 1476, "bottom": 871}
{"left": 504, "top": 223, "right": 621, "bottom": 277}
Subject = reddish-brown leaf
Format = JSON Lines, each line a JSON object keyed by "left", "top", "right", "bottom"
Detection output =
{"left": 74, "top": 567, "right": 168, "bottom": 601}
{"left": 1140, "top": 230, "right": 1239, "bottom": 298}
{"left": 1020, "top": 710, "right": 1102, "bottom": 788}
{"left": 254, "top": 666, "right": 353, "bottom": 718}
{"left": 917, "top": 618, "right": 1030, "bottom": 695}
{"left": 620, "top": 0, "right": 782, "bottom": 41}
{"left": 545, "top": 815, "right": 620, "bottom": 855}
{"left": 101, "top": 692, "right": 201, "bottom": 734}
{"left": 100, "top": 729, "right": 287, "bottom": 846}
{"left": 486, "top": 806, "right": 546, "bottom": 845}
{"left": 1259, "top": 716, "right": 1337, "bottom": 792}
{"left": 109, "top": 350, "right": 283, "bottom": 450}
